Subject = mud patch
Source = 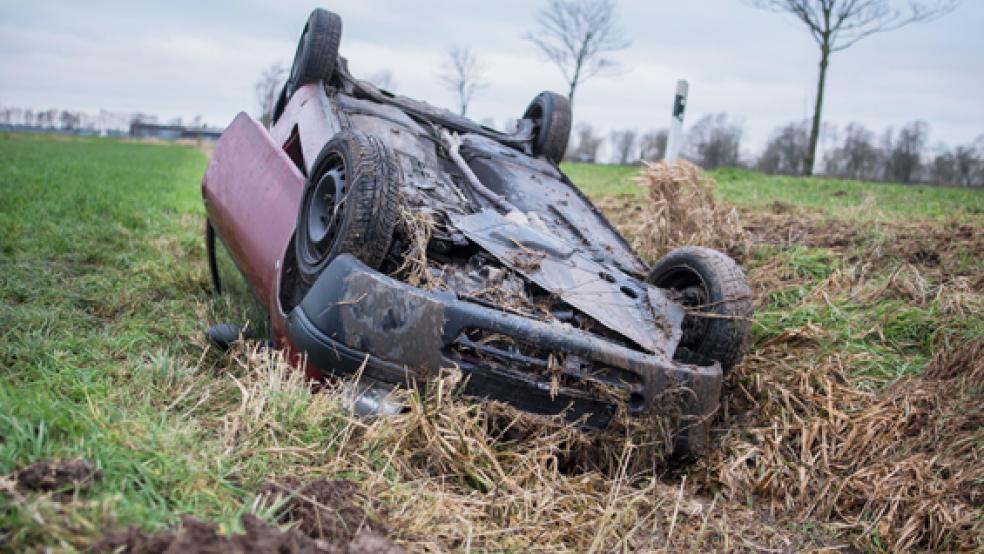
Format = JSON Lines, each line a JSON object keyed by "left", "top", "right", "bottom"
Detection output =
{"left": 258, "top": 479, "right": 387, "bottom": 543}
{"left": 11, "top": 459, "right": 101, "bottom": 494}
{"left": 91, "top": 514, "right": 403, "bottom": 554}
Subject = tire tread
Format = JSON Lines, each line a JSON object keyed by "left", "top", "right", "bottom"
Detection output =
{"left": 650, "top": 246, "right": 753, "bottom": 372}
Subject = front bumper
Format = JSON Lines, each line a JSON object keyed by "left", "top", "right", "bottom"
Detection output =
{"left": 287, "top": 254, "right": 722, "bottom": 455}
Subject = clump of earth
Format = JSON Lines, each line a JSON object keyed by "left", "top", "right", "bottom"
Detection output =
{"left": 90, "top": 478, "right": 401, "bottom": 554}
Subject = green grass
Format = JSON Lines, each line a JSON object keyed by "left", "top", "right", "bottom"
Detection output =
{"left": 563, "top": 161, "right": 983, "bottom": 384}
{"left": 563, "top": 163, "right": 984, "bottom": 220}
{"left": 0, "top": 133, "right": 272, "bottom": 543}
{"left": 561, "top": 162, "right": 641, "bottom": 197}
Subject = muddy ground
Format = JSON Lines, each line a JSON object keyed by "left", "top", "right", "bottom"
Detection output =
{"left": 91, "top": 514, "right": 401, "bottom": 554}
{"left": 1, "top": 467, "right": 403, "bottom": 554}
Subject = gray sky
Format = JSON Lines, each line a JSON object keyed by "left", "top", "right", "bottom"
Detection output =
{"left": 1, "top": 0, "right": 981, "bottom": 155}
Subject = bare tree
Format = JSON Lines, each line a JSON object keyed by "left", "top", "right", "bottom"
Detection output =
{"left": 749, "top": 0, "right": 959, "bottom": 176}
{"left": 955, "top": 140, "right": 983, "bottom": 187}
{"left": 686, "top": 113, "right": 743, "bottom": 170}
{"left": 609, "top": 128, "right": 638, "bottom": 164}
{"left": 824, "top": 122, "right": 882, "bottom": 180}
{"left": 525, "top": 0, "right": 629, "bottom": 106}
{"left": 928, "top": 145, "right": 958, "bottom": 186}
{"left": 438, "top": 46, "right": 488, "bottom": 116}
{"left": 568, "top": 123, "right": 605, "bottom": 162}
{"left": 758, "top": 120, "right": 810, "bottom": 175}
{"left": 883, "top": 120, "right": 929, "bottom": 183}
{"left": 255, "top": 62, "right": 287, "bottom": 128}
{"left": 638, "top": 129, "right": 668, "bottom": 162}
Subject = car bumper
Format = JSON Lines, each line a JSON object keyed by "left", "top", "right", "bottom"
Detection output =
{"left": 287, "top": 254, "right": 722, "bottom": 455}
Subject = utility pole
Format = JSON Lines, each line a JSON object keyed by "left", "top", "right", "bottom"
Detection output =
{"left": 664, "top": 79, "right": 688, "bottom": 163}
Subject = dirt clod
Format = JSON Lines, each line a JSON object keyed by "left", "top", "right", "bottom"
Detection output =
{"left": 345, "top": 530, "right": 405, "bottom": 554}
{"left": 14, "top": 459, "right": 101, "bottom": 494}
{"left": 259, "top": 479, "right": 384, "bottom": 543}
{"left": 91, "top": 514, "right": 403, "bottom": 554}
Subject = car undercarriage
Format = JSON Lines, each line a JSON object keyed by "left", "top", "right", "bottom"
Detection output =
{"left": 202, "top": 8, "right": 752, "bottom": 458}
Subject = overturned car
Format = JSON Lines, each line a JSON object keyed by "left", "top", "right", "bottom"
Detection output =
{"left": 202, "top": 9, "right": 752, "bottom": 457}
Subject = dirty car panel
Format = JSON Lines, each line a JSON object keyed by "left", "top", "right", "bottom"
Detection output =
{"left": 287, "top": 255, "right": 721, "bottom": 444}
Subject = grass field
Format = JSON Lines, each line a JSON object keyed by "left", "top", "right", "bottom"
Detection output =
{"left": 563, "top": 162, "right": 984, "bottom": 220}
{"left": 1, "top": 133, "right": 981, "bottom": 552}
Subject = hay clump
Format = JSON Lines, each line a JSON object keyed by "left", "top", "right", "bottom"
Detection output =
{"left": 699, "top": 337, "right": 984, "bottom": 552}
{"left": 392, "top": 208, "right": 441, "bottom": 290}
{"left": 188, "top": 347, "right": 823, "bottom": 552}
{"left": 618, "top": 161, "right": 747, "bottom": 261}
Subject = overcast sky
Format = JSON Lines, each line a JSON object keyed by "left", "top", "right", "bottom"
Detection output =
{"left": 1, "top": 0, "right": 981, "bottom": 156}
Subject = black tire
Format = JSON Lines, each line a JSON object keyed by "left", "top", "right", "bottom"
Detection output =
{"left": 287, "top": 9, "right": 342, "bottom": 96}
{"left": 522, "top": 91, "right": 572, "bottom": 164}
{"left": 271, "top": 82, "right": 288, "bottom": 126}
{"left": 295, "top": 130, "right": 401, "bottom": 284}
{"left": 648, "top": 247, "right": 753, "bottom": 372}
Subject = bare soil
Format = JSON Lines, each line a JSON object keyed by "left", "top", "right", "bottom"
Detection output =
{"left": 13, "top": 458, "right": 101, "bottom": 494}
{"left": 91, "top": 514, "right": 401, "bottom": 554}
{"left": 91, "top": 478, "right": 402, "bottom": 554}
{"left": 258, "top": 478, "right": 388, "bottom": 543}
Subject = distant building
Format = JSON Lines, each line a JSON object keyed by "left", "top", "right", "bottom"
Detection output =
{"left": 129, "top": 121, "right": 223, "bottom": 141}
{"left": 181, "top": 126, "right": 224, "bottom": 140}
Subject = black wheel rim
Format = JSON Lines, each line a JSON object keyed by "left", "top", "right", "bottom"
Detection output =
{"left": 656, "top": 266, "right": 711, "bottom": 349}
{"left": 524, "top": 101, "right": 545, "bottom": 142}
{"left": 305, "top": 154, "right": 346, "bottom": 257}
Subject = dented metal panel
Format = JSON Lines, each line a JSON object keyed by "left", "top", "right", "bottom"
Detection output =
{"left": 337, "top": 270, "right": 448, "bottom": 376}
{"left": 452, "top": 210, "right": 684, "bottom": 354}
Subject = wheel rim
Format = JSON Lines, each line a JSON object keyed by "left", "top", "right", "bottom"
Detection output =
{"left": 305, "top": 154, "right": 346, "bottom": 257}
{"left": 655, "top": 266, "right": 711, "bottom": 349}
{"left": 524, "top": 101, "right": 545, "bottom": 141}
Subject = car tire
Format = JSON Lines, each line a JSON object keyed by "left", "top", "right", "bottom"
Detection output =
{"left": 648, "top": 246, "right": 753, "bottom": 372}
{"left": 287, "top": 8, "right": 343, "bottom": 96}
{"left": 271, "top": 82, "right": 289, "bottom": 125}
{"left": 522, "top": 91, "right": 572, "bottom": 164}
{"left": 295, "top": 130, "right": 401, "bottom": 284}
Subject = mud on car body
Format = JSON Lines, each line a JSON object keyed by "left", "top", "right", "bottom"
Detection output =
{"left": 202, "top": 9, "right": 752, "bottom": 457}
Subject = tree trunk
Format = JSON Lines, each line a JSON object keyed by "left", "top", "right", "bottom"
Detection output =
{"left": 804, "top": 47, "right": 830, "bottom": 176}
{"left": 569, "top": 34, "right": 590, "bottom": 108}
{"left": 567, "top": 64, "right": 580, "bottom": 107}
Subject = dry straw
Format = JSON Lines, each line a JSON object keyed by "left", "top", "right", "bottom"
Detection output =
{"left": 600, "top": 160, "right": 748, "bottom": 262}
{"left": 207, "top": 349, "right": 825, "bottom": 552}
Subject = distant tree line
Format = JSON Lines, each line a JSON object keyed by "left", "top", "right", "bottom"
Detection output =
{"left": 760, "top": 119, "right": 984, "bottom": 187}
{"left": 563, "top": 116, "right": 983, "bottom": 187}
{"left": 0, "top": 105, "right": 209, "bottom": 135}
